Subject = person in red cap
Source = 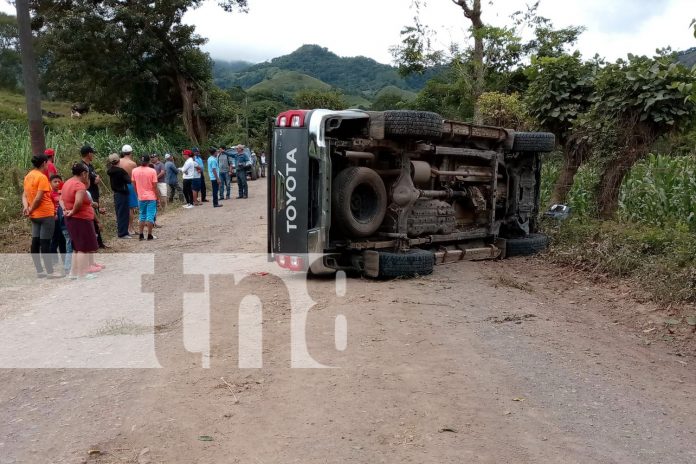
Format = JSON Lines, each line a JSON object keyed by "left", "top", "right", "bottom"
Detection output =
{"left": 44, "top": 148, "right": 59, "bottom": 179}
{"left": 178, "top": 149, "right": 196, "bottom": 208}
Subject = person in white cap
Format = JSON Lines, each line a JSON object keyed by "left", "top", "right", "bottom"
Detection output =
{"left": 120, "top": 144, "right": 138, "bottom": 234}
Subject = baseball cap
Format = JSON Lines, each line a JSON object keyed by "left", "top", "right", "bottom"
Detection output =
{"left": 108, "top": 153, "right": 120, "bottom": 165}
{"left": 44, "top": 148, "right": 55, "bottom": 157}
{"left": 182, "top": 149, "right": 192, "bottom": 156}
{"left": 191, "top": 147, "right": 200, "bottom": 153}
{"left": 121, "top": 144, "right": 133, "bottom": 154}
{"left": 80, "top": 145, "right": 95, "bottom": 156}
{"left": 164, "top": 153, "right": 172, "bottom": 160}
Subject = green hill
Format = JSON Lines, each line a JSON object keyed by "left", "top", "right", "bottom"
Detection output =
{"left": 215, "top": 45, "right": 438, "bottom": 100}
{"left": 248, "top": 70, "right": 331, "bottom": 97}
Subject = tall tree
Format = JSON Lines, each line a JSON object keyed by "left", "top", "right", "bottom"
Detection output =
{"left": 590, "top": 55, "right": 696, "bottom": 218}
{"left": 33, "top": 0, "right": 248, "bottom": 144}
{"left": 525, "top": 54, "right": 596, "bottom": 204}
{"left": 15, "top": 0, "right": 44, "bottom": 156}
{"left": 451, "top": 0, "right": 484, "bottom": 120}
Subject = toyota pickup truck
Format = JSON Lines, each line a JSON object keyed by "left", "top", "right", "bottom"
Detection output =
{"left": 268, "top": 109, "right": 554, "bottom": 278}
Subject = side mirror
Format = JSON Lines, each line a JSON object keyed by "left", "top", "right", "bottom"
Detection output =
{"left": 545, "top": 204, "right": 571, "bottom": 220}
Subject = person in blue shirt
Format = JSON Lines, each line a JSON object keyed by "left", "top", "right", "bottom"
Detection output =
{"left": 192, "top": 147, "right": 208, "bottom": 202}
{"left": 234, "top": 144, "right": 250, "bottom": 199}
{"left": 207, "top": 147, "right": 222, "bottom": 208}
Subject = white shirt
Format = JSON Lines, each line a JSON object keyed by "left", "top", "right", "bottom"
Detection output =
{"left": 180, "top": 158, "right": 196, "bottom": 179}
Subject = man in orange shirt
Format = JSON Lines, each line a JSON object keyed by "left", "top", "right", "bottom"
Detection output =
{"left": 131, "top": 154, "right": 160, "bottom": 241}
{"left": 22, "top": 154, "right": 59, "bottom": 278}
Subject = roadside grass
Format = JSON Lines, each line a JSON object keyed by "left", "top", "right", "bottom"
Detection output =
{"left": 543, "top": 218, "right": 696, "bottom": 304}
{"left": 540, "top": 152, "right": 696, "bottom": 304}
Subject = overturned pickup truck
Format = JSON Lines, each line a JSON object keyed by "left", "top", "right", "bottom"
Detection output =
{"left": 268, "top": 109, "right": 554, "bottom": 278}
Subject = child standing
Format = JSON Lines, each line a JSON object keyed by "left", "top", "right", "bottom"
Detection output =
{"left": 49, "top": 174, "right": 72, "bottom": 276}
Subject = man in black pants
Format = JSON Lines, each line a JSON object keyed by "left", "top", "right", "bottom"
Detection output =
{"left": 81, "top": 145, "right": 108, "bottom": 248}
{"left": 107, "top": 153, "right": 132, "bottom": 239}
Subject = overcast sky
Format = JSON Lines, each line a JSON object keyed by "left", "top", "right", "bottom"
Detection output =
{"left": 2, "top": 0, "right": 694, "bottom": 64}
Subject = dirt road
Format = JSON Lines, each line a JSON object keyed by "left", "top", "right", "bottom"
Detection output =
{"left": 1, "top": 179, "right": 695, "bottom": 464}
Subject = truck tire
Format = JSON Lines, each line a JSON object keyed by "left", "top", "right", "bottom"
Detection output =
{"left": 377, "top": 249, "right": 435, "bottom": 278}
{"left": 383, "top": 110, "right": 443, "bottom": 139}
{"left": 512, "top": 132, "right": 556, "bottom": 153}
{"left": 505, "top": 233, "right": 549, "bottom": 257}
{"left": 332, "top": 167, "right": 387, "bottom": 238}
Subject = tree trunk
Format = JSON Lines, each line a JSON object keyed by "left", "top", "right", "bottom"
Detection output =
{"left": 176, "top": 73, "right": 207, "bottom": 146}
{"left": 470, "top": 8, "right": 485, "bottom": 123}
{"left": 454, "top": 0, "right": 484, "bottom": 123}
{"left": 15, "top": 0, "right": 45, "bottom": 156}
{"left": 596, "top": 145, "right": 647, "bottom": 219}
{"left": 550, "top": 152, "right": 581, "bottom": 206}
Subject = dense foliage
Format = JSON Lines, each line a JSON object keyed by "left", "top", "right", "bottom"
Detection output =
{"left": 0, "top": 12, "right": 21, "bottom": 92}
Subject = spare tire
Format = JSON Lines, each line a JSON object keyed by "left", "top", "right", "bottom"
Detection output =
{"left": 332, "top": 167, "right": 387, "bottom": 238}
{"left": 378, "top": 249, "right": 435, "bottom": 278}
{"left": 505, "top": 233, "right": 550, "bottom": 257}
{"left": 512, "top": 132, "right": 556, "bottom": 153}
{"left": 384, "top": 110, "right": 443, "bottom": 139}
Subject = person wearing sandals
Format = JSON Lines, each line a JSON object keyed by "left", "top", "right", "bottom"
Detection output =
{"left": 22, "top": 154, "right": 60, "bottom": 278}
{"left": 62, "top": 162, "right": 101, "bottom": 279}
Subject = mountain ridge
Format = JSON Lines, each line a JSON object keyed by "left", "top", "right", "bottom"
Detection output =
{"left": 213, "top": 44, "right": 437, "bottom": 99}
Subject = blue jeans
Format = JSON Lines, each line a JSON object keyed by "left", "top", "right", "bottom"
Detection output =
{"left": 114, "top": 191, "right": 130, "bottom": 237}
{"left": 236, "top": 169, "right": 248, "bottom": 198}
{"left": 219, "top": 172, "right": 230, "bottom": 199}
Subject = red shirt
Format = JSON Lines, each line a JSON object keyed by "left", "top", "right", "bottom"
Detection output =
{"left": 46, "top": 161, "right": 58, "bottom": 179}
{"left": 62, "top": 177, "right": 94, "bottom": 220}
{"left": 50, "top": 190, "right": 60, "bottom": 215}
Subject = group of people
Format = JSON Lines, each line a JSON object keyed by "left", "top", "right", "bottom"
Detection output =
{"left": 22, "top": 146, "right": 106, "bottom": 279}
{"left": 177, "top": 144, "right": 263, "bottom": 208}
{"left": 22, "top": 142, "right": 266, "bottom": 279}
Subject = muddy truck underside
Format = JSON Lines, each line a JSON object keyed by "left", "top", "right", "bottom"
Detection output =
{"left": 270, "top": 110, "right": 555, "bottom": 278}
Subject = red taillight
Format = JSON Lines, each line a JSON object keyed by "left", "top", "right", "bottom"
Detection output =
{"left": 288, "top": 256, "right": 304, "bottom": 271}
{"left": 275, "top": 255, "right": 305, "bottom": 271}
{"left": 276, "top": 110, "right": 307, "bottom": 128}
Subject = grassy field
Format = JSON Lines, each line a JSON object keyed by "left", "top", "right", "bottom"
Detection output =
{"left": 0, "top": 90, "right": 122, "bottom": 132}
{"left": 541, "top": 153, "right": 696, "bottom": 304}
